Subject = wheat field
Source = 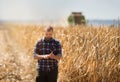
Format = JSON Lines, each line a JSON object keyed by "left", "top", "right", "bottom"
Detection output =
{"left": 0, "top": 24, "right": 120, "bottom": 82}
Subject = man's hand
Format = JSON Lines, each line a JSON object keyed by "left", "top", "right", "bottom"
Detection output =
{"left": 49, "top": 52, "right": 61, "bottom": 61}
{"left": 43, "top": 52, "right": 53, "bottom": 59}
{"left": 44, "top": 52, "right": 54, "bottom": 59}
{"left": 43, "top": 55, "right": 50, "bottom": 59}
{"left": 49, "top": 53, "right": 55, "bottom": 59}
{"left": 48, "top": 51, "right": 55, "bottom": 59}
{"left": 34, "top": 52, "right": 61, "bottom": 61}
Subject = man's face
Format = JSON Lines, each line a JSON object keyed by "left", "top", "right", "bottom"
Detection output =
{"left": 44, "top": 31, "right": 53, "bottom": 39}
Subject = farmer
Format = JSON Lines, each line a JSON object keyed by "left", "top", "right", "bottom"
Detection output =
{"left": 33, "top": 26, "right": 62, "bottom": 82}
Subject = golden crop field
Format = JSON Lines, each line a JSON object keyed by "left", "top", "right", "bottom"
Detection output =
{"left": 0, "top": 24, "right": 120, "bottom": 82}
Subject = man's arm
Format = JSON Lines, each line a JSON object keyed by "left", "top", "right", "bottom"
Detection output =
{"left": 33, "top": 40, "right": 48, "bottom": 60}
{"left": 34, "top": 54, "right": 50, "bottom": 60}
{"left": 49, "top": 41, "right": 62, "bottom": 61}
{"left": 33, "top": 40, "right": 62, "bottom": 61}
{"left": 49, "top": 54, "right": 61, "bottom": 61}
{"left": 34, "top": 54, "right": 44, "bottom": 60}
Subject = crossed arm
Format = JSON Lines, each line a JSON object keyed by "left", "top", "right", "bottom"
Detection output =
{"left": 34, "top": 53, "right": 61, "bottom": 61}
{"left": 33, "top": 40, "right": 62, "bottom": 62}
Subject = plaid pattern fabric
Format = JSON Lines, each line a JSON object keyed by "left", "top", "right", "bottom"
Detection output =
{"left": 33, "top": 37, "right": 62, "bottom": 71}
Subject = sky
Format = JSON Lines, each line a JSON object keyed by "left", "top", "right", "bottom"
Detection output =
{"left": 0, "top": 0, "right": 120, "bottom": 22}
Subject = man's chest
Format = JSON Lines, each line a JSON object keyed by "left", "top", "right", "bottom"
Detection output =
{"left": 38, "top": 42, "right": 57, "bottom": 54}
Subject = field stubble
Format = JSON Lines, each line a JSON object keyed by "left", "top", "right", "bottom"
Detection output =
{"left": 0, "top": 24, "right": 120, "bottom": 82}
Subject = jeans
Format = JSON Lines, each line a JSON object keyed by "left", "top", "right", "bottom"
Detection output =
{"left": 36, "top": 69, "right": 58, "bottom": 82}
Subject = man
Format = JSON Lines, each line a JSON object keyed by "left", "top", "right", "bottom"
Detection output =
{"left": 33, "top": 26, "right": 62, "bottom": 82}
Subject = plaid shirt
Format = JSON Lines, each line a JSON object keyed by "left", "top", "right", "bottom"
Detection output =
{"left": 33, "top": 37, "right": 62, "bottom": 71}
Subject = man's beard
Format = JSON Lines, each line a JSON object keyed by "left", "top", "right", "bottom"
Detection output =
{"left": 45, "top": 37, "right": 52, "bottom": 40}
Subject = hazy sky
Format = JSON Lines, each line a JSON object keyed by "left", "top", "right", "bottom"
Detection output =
{"left": 0, "top": 0, "right": 120, "bottom": 22}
